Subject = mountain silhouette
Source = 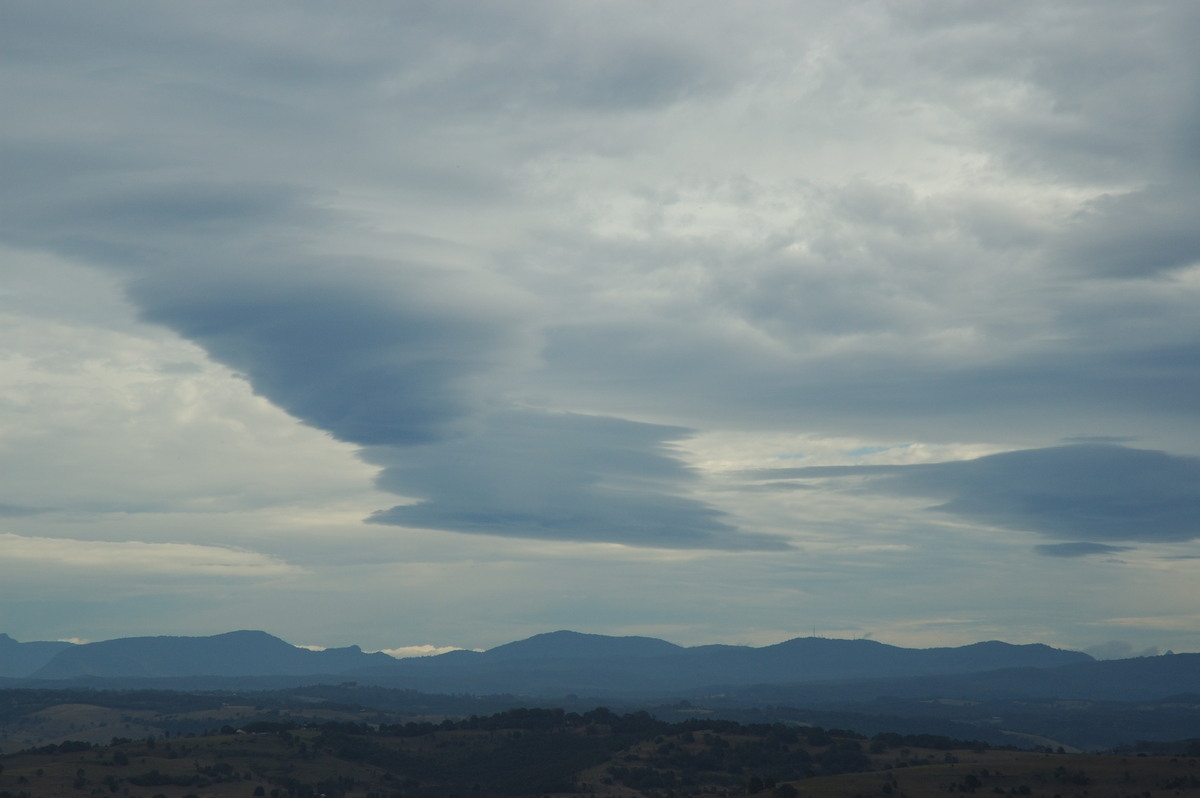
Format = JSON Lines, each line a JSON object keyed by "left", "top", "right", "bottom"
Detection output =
{"left": 484, "top": 630, "right": 684, "bottom": 661}
{"left": 356, "top": 631, "right": 1093, "bottom": 696}
{"left": 5, "top": 629, "right": 1126, "bottom": 699}
{"left": 28, "top": 630, "right": 392, "bottom": 679}
{"left": 0, "top": 633, "right": 75, "bottom": 677}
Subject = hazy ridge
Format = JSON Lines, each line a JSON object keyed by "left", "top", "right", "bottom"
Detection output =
{"left": 1, "top": 630, "right": 1199, "bottom": 751}
{"left": 8, "top": 628, "right": 1190, "bottom": 703}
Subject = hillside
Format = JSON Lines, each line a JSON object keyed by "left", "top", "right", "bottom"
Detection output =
{"left": 4, "top": 630, "right": 1095, "bottom": 697}
{"left": 7, "top": 629, "right": 1200, "bottom": 749}
{"left": 1, "top": 707, "right": 1198, "bottom": 798}
{"left": 26, "top": 631, "right": 392, "bottom": 680}
{"left": 0, "top": 634, "right": 73, "bottom": 678}
{"left": 355, "top": 631, "right": 1093, "bottom": 696}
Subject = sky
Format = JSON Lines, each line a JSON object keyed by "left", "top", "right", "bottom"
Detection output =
{"left": 2, "top": 1, "right": 1199, "bottom": 659}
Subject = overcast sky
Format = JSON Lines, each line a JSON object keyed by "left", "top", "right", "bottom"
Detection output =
{"left": 3, "top": 1, "right": 1199, "bottom": 658}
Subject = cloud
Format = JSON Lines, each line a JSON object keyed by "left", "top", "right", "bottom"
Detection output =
{"left": 1083, "top": 640, "right": 1159, "bottom": 660}
{"left": 0, "top": 533, "right": 300, "bottom": 578}
{"left": 0, "top": 504, "right": 51, "bottom": 518}
{"left": 127, "top": 263, "right": 525, "bottom": 447}
{"left": 527, "top": 214, "right": 1200, "bottom": 448}
{"left": 366, "top": 411, "right": 789, "bottom": 551}
{"left": 1054, "top": 185, "right": 1200, "bottom": 278}
{"left": 377, "top": 645, "right": 469, "bottom": 659}
{"left": 0, "top": 267, "right": 385, "bottom": 518}
{"left": 1034, "top": 542, "right": 1132, "bottom": 558}
{"left": 752, "top": 445, "right": 1200, "bottom": 545}
{"left": 119, "top": 259, "right": 757, "bottom": 549}
{"left": 1, "top": 1, "right": 1200, "bottom": 652}
{"left": 1100, "top": 614, "right": 1200, "bottom": 632}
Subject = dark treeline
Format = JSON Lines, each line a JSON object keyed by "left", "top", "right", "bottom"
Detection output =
{"left": 234, "top": 706, "right": 995, "bottom": 794}
{"left": 251, "top": 705, "right": 987, "bottom": 748}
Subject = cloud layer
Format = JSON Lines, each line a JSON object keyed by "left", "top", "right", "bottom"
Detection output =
{"left": 1, "top": 1, "right": 1199, "bottom": 653}
{"left": 366, "top": 411, "right": 787, "bottom": 550}
{"left": 753, "top": 445, "right": 1200, "bottom": 548}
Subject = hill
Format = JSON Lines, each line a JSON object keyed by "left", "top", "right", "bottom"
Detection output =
{"left": 0, "top": 634, "right": 73, "bottom": 678}
{"left": 356, "top": 631, "right": 1093, "bottom": 696}
{"left": 27, "top": 630, "right": 393, "bottom": 679}
{"left": 3, "top": 631, "right": 1198, "bottom": 752}
{"left": 7, "top": 629, "right": 1096, "bottom": 698}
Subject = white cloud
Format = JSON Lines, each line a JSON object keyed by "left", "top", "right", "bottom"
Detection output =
{"left": 377, "top": 645, "right": 471, "bottom": 659}
{"left": 0, "top": 247, "right": 389, "bottom": 521}
{"left": 1083, "top": 641, "right": 1159, "bottom": 660}
{"left": 1099, "top": 614, "right": 1200, "bottom": 632}
{"left": 0, "top": 533, "right": 300, "bottom": 578}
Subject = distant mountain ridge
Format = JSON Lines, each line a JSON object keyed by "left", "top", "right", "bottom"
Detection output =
{"left": 356, "top": 630, "right": 1094, "bottom": 696}
{"left": 0, "top": 633, "right": 74, "bottom": 678}
{"left": 16, "top": 630, "right": 393, "bottom": 680}
{"left": 484, "top": 630, "right": 684, "bottom": 660}
{"left": 6, "top": 630, "right": 1200, "bottom": 751}
{"left": 0, "top": 628, "right": 1107, "bottom": 697}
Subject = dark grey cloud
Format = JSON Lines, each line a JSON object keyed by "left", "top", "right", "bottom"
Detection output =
{"left": 1054, "top": 184, "right": 1200, "bottom": 278}
{"left": 126, "top": 265, "right": 518, "bottom": 447}
{"left": 539, "top": 320, "right": 1200, "bottom": 446}
{"left": 366, "top": 411, "right": 788, "bottom": 551}
{"left": 753, "top": 445, "right": 1200, "bottom": 545}
{"left": 1034, "top": 542, "right": 1131, "bottom": 558}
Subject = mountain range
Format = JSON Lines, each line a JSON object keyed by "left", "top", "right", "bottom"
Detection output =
{"left": 24, "top": 630, "right": 395, "bottom": 680}
{"left": 2, "top": 629, "right": 1197, "bottom": 705}
{"left": 357, "top": 631, "right": 1094, "bottom": 696}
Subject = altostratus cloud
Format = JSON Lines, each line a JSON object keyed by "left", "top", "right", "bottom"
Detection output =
{"left": 750, "top": 444, "right": 1200, "bottom": 552}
